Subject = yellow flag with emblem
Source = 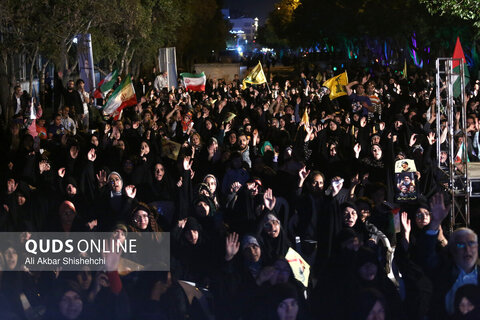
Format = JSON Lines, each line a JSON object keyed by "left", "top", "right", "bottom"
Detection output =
{"left": 242, "top": 61, "right": 267, "bottom": 89}
{"left": 323, "top": 71, "right": 348, "bottom": 100}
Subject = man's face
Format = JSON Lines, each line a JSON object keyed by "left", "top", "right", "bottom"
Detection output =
{"left": 404, "top": 176, "right": 411, "bottom": 184}
{"left": 62, "top": 107, "right": 70, "bottom": 117}
{"left": 452, "top": 232, "right": 478, "bottom": 273}
{"left": 55, "top": 116, "right": 62, "bottom": 126}
{"left": 356, "top": 85, "right": 365, "bottom": 95}
{"left": 15, "top": 87, "right": 22, "bottom": 96}
{"left": 311, "top": 174, "right": 324, "bottom": 192}
{"left": 67, "top": 81, "right": 75, "bottom": 90}
{"left": 238, "top": 135, "right": 248, "bottom": 149}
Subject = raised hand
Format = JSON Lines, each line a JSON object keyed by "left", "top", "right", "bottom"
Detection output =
{"left": 353, "top": 143, "right": 361, "bottom": 158}
{"left": 263, "top": 188, "right": 276, "bottom": 211}
{"left": 176, "top": 177, "right": 183, "bottom": 188}
{"left": 39, "top": 160, "right": 51, "bottom": 174}
{"left": 225, "top": 232, "right": 240, "bottom": 261}
{"left": 331, "top": 176, "right": 344, "bottom": 196}
{"left": 360, "top": 117, "right": 367, "bottom": 128}
{"left": 409, "top": 134, "right": 417, "bottom": 147}
{"left": 298, "top": 166, "right": 310, "bottom": 188}
{"left": 427, "top": 132, "right": 436, "bottom": 145}
{"left": 183, "top": 156, "right": 193, "bottom": 171}
{"left": 178, "top": 218, "right": 187, "bottom": 229}
{"left": 58, "top": 167, "right": 66, "bottom": 178}
{"left": 7, "top": 179, "right": 18, "bottom": 195}
{"left": 230, "top": 182, "right": 242, "bottom": 193}
{"left": 125, "top": 185, "right": 137, "bottom": 199}
{"left": 428, "top": 192, "right": 450, "bottom": 231}
{"left": 400, "top": 212, "right": 411, "bottom": 243}
{"left": 87, "top": 148, "right": 96, "bottom": 162}
{"left": 96, "top": 170, "right": 107, "bottom": 188}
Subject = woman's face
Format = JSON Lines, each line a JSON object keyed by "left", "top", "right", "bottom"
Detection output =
{"left": 141, "top": 142, "right": 150, "bottom": 155}
{"left": 205, "top": 120, "right": 213, "bottom": 130}
{"left": 372, "top": 145, "right": 382, "bottom": 160}
{"left": 367, "top": 300, "right": 385, "bottom": 320}
{"left": 329, "top": 121, "right": 337, "bottom": 131}
{"left": 4, "top": 247, "right": 18, "bottom": 270}
{"left": 134, "top": 210, "right": 149, "bottom": 230}
{"left": 358, "top": 262, "right": 378, "bottom": 281}
{"left": 273, "top": 259, "right": 292, "bottom": 284}
{"left": 205, "top": 177, "right": 216, "bottom": 194}
{"left": 277, "top": 298, "right": 299, "bottom": 320}
{"left": 76, "top": 270, "right": 92, "bottom": 291}
{"left": 264, "top": 219, "right": 281, "bottom": 238}
{"left": 415, "top": 208, "right": 431, "bottom": 229}
{"left": 108, "top": 174, "right": 123, "bottom": 193}
{"left": 343, "top": 207, "right": 358, "bottom": 227}
{"left": 195, "top": 201, "right": 210, "bottom": 217}
{"left": 59, "top": 290, "right": 83, "bottom": 320}
{"left": 459, "top": 297, "right": 475, "bottom": 315}
{"left": 229, "top": 133, "right": 237, "bottom": 145}
{"left": 91, "top": 136, "right": 99, "bottom": 146}
{"left": 192, "top": 134, "right": 200, "bottom": 146}
{"left": 154, "top": 164, "right": 165, "bottom": 181}
{"left": 186, "top": 230, "right": 199, "bottom": 245}
{"left": 243, "top": 244, "right": 261, "bottom": 263}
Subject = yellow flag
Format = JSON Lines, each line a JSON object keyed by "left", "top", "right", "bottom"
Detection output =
{"left": 403, "top": 59, "right": 407, "bottom": 79}
{"left": 323, "top": 71, "right": 349, "bottom": 100}
{"left": 301, "top": 109, "right": 309, "bottom": 127}
{"left": 285, "top": 248, "right": 310, "bottom": 287}
{"left": 242, "top": 61, "right": 267, "bottom": 89}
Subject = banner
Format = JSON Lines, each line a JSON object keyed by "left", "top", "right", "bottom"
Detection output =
{"left": 394, "top": 159, "right": 417, "bottom": 202}
{"left": 76, "top": 34, "right": 96, "bottom": 93}
{"left": 158, "top": 47, "right": 178, "bottom": 89}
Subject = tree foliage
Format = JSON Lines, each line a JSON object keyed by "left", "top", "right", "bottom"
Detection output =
{"left": 419, "top": 0, "right": 480, "bottom": 31}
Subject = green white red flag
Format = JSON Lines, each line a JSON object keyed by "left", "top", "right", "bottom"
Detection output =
{"left": 180, "top": 72, "right": 206, "bottom": 91}
{"left": 94, "top": 70, "right": 118, "bottom": 99}
{"left": 103, "top": 75, "right": 137, "bottom": 120}
{"left": 452, "top": 37, "right": 470, "bottom": 98}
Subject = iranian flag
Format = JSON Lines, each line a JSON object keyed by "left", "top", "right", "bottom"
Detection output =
{"left": 103, "top": 75, "right": 137, "bottom": 119}
{"left": 94, "top": 70, "right": 118, "bottom": 99}
{"left": 453, "top": 37, "right": 470, "bottom": 98}
{"left": 181, "top": 72, "right": 206, "bottom": 91}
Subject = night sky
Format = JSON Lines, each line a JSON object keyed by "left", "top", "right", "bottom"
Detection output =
{"left": 224, "top": 0, "right": 276, "bottom": 22}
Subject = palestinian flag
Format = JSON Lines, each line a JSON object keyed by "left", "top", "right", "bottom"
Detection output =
{"left": 181, "top": 72, "right": 206, "bottom": 91}
{"left": 103, "top": 75, "right": 137, "bottom": 119}
{"left": 453, "top": 37, "right": 470, "bottom": 98}
{"left": 94, "top": 70, "right": 118, "bottom": 99}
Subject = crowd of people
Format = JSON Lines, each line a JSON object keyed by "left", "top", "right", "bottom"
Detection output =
{"left": 1, "top": 61, "right": 480, "bottom": 320}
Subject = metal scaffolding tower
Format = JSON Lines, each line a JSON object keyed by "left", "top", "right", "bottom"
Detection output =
{"left": 435, "top": 58, "right": 469, "bottom": 233}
